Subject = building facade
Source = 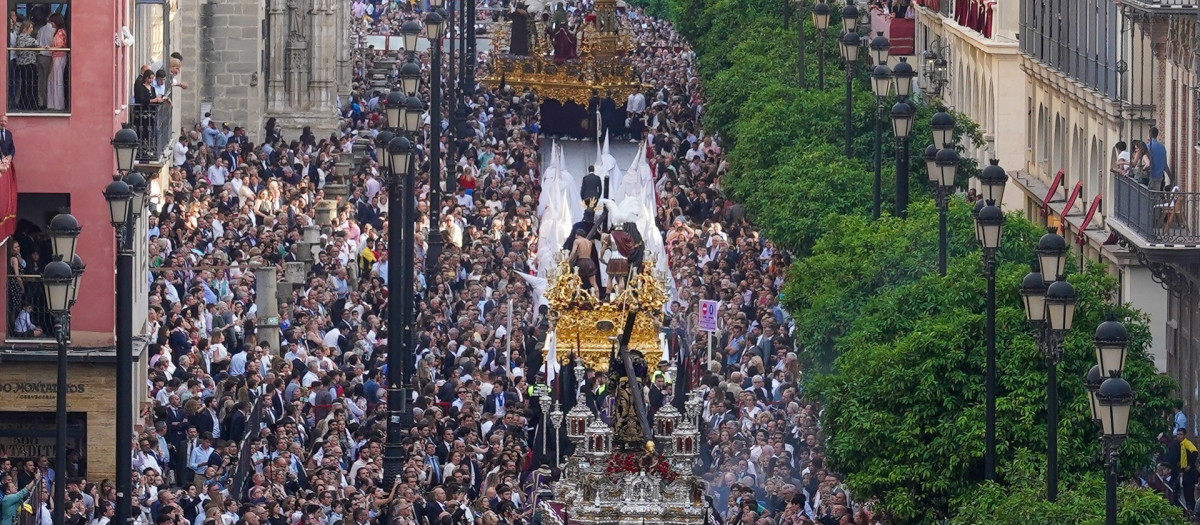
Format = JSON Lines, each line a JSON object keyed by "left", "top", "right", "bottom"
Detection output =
{"left": 0, "top": 0, "right": 161, "bottom": 479}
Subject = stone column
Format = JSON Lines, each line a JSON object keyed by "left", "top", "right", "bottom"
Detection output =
{"left": 255, "top": 266, "right": 281, "bottom": 355}
{"left": 267, "top": 0, "right": 288, "bottom": 113}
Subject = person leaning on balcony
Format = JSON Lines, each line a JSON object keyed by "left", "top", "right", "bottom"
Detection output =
{"left": 1111, "top": 141, "right": 1130, "bottom": 177}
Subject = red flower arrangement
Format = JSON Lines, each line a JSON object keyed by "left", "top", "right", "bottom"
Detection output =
{"left": 602, "top": 453, "right": 681, "bottom": 484}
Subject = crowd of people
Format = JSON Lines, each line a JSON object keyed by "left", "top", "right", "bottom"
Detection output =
{"left": 0, "top": 1, "right": 875, "bottom": 525}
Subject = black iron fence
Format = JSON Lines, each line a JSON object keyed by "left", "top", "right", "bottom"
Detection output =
{"left": 1113, "top": 174, "right": 1200, "bottom": 245}
{"left": 129, "top": 102, "right": 172, "bottom": 163}
{"left": 7, "top": 274, "right": 58, "bottom": 339}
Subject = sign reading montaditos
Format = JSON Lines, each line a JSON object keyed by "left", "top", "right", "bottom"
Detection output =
{"left": 0, "top": 381, "right": 87, "bottom": 400}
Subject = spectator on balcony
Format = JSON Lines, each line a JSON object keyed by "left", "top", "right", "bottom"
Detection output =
{"left": 1147, "top": 126, "right": 1167, "bottom": 191}
{"left": 152, "top": 69, "right": 171, "bottom": 100}
{"left": 12, "top": 301, "right": 39, "bottom": 337}
{"left": 11, "top": 21, "right": 39, "bottom": 111}
{"left": 1111, "top": 141, "right": 1129, "bottom": 178}
{"left": 0, "top": 114, "right": 14, "bottom": 160}
{"left": 1129, "top": 140, "right": 1150, "bottom": 186}
{"left": 45, "top": 12, "right": 67, "bottom": 111}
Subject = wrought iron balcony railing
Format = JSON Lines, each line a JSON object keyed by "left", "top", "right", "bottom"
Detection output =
{"left": 1112, "top": 174, "right": 1200, "bottom": 245}
{"left": 129, "top": 102, "right": 172, "bottom": 163}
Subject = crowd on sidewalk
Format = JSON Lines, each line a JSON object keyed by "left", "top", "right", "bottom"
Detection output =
{"left": 0, "top": 1, "right": 875, "bottom": 525}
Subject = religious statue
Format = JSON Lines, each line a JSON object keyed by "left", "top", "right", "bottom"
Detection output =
{"left": 508, "top": 2, "right": 532, "bottom": 55}
{"left": 552, "top": 23, "right": 579, "bottom": 64}
{"left": 287, "top": 0, "right": 309, "bottom": 41}
{"left": 553, "top": 2, "right": 569, "bottom": 30}
{"left": 607, "top": 349, "right": 649, "bottom": 447}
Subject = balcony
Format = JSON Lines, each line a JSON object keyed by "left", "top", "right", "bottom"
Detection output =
{"left": 129, "top": 103, "right": 172, "bottom": 164}
{"left": 7, "top": 48, "right": 72, "bottom": 114}
{"left": 1110, "top": 175, "right": 1200, "bottom": 259}
{"left": 7, "top": 274, "right": 60, "bottom": 340}
{"left": 1117, "top": 0, "right": 1198, "bottom": 13}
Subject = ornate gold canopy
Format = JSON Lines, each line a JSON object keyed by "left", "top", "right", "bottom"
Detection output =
{"left": 545, "top": 257, "right": 667, "bottom": 372}
{"left": 483, "top": 1, "right": 646, "bottom": 105}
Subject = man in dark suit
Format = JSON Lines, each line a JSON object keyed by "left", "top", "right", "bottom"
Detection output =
{"left": 0, "top": 115, "right": 15, "bottom": 159}
{"left": 192, "top": 396, "right": 217, "bottom": 437}
{"left": 226, "top": 401, "right": 248, "bottom": 442}
{"left": 484, "top": 386, "right": 516, "bottom": 416}
{"left": 580, "top": 165, "right": 602, "bottom": 208}
{"left": 424, "top": 486, "right": 449, "bottom": 522}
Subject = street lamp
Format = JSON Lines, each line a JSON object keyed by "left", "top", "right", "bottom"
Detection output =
{"left": 933, "top": 145, "right": 958, "bottom": 276}
{"left": 43, "top": 213, "right": 81, "bottom": 525}
{"left": 975, "top": 198, "right": 1004, "bottom": 480}
{"left": 978, "top": 159, "right": 1009, "bottom": 208}
{"left": 870, "top": 60, "right": 892, "bottom": 220}
{"left": 1096, "top": 376, "right": 1133, "bottom": 525}
{"left": 1085, "top": 365, "right": 1104, "bottom": 423}
{"left": 1094, "top": 318, "right": 1130, "bottom": 378}
{"left": 869, "top": 32, "right": 890, "bottom": 66}
{"left": 889, "top": 99, "right": 913, "bottom": 218}
{"left": 386, "top": 91, "right": 406, "bottom": 129}
{"left": 426, "top": 7, "right": 448, "bottom": 282}
{"left": 382, "top": 132, "right": 415, "bottom": 482}
{"left": 892, "top": 56, "right": 915, "bottom": 98}
{"left": 105, "top": 127, "right": 146, "bottom": 525}
{"left": 812, "top": 0, "right": 831, "bottom": 89}
{"left": 1022, "top": 231, "right": 1075, "bottom": 503}
{"left": 931, "top": 109, "right": 956, "bottom": 148}
{"left": 840, "top": 3, "right": 858, "bottom": 32}
{"left": 839, "top": 30, "right": 860, "bottom": 159}
{"left": 111, "top": 127, "right": 139, "bottom": 174}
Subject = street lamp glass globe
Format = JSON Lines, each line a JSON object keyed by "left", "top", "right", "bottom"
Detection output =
{"left": 405, "top": 95, "right": 425, "bottom": 133}
{"left": 400, "top": 60, "right": 422, "bottom": 95}
{"left": 889, "top": 100, "right": 914, "bottom": 139}
{"left": 48, "top": 213, "right": 81, "bottom": 262}
{"left": 812, "top": 0, "right": 831, "bottom": 30}
{"left": 1037, "top": 230, "right": 1069, "bottom": 283}
{"left": 1044, "top": 279, "right": 1078, "bottom": 333}
{"left": 111, "top": 127, "right": 139, "bottom": 174}
{"left": 930, "top": 110, "right": 956, "bottom": 148}
{"left": 401, "top": 20, "right": 423, "bottom": 52}
{"left": 841, "top": 4, "right": 858, "bottom": 32}
{"left": 1085, "top": 365, "right": 1104, "bottom": 422}
{"left": 869, "top": 32, "right": 890, "bottom": 65}
{"left": 426, "top": 10, "right": 446, "bottom": 42}
{"left": 388, "top": 136, "right": 413, "bottom": 175}
{"left": 376, "top": 131, "right": 395, "bottom": 169}
{"left": 1020, "top": 267, "right": 1047, "bottom": 323}
{"left": 103, "top": 180, "right": 133, "bottom": 229}
{"left": 892, "top": 57, "right": 915, "bottom": 98}
{"left": 125, "top": 171, "right": 148, "bottom": 215}
{"left": 1096, "top": 377, "right": 1134, "bottom": 438}
{"left": 69, "top": 254, "right": 85, "bottom": 305}
{"left": 1093, "top": 319, "right": 1130, "bottom": 378}
{"left": 975, "top": 200, "right": 1004, "bottom": 250}
{"left": 386, "top": 91, "right": 406, "bottom": 128}
{"left": 934, "top": 146, "right": 958, "bottom": 187}
{"left": 923, "top": 144, "right": 938, "bottom": 180}
{"left": 839, "top": 30, "right": 861, "bottom": 62}
{"left": 978, "top": 158, "right": 1009, "bottom": 208}
{"left": 871, "top": 64, "right": 893, "bottom": 98}
{"left": 42, "top": 260, "right": 74, "bottom": 315}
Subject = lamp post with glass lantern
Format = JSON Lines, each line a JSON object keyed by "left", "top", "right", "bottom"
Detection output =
{"left": 889, "top": 99, "right": 913, "bottom": 218}
{"left": 812, "top": 0, "right": 831, "bottom": 89}
{"left": 873, "top": 50, "right": 892, "bottom": 219}
{"left": 1020, "top": 230, "right": 1075, "bottom": 503}
{"left": 1090, "top": 318, "right": 1130, "bottom": 525}
{"left": 1097, "top": 376, "right": 1133, "bottom": 525}
{"left": 425, "top": 6, "right": 447, "bottom": 282}
{"left": 838, "top": 8, "right": 859, "bottom": 159}
{"left": 43, "top": 211, "right": 81, "bottom": 525}
{"left": 974, "top": 196, "right": 1005, "bottom": 481}
{"left": 105, "top": 127, "right": 144, "bottom": 525}
{"left": 932, "top": 146, "right": 957, "bottom": 276}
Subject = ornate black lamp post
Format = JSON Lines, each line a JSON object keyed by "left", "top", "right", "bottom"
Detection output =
{"left": 837, "top": 7, "right": 860, "bottom": 159}
{"left": 43, "top": 211, "right": 81, "bottom": 525}
{"left": 812, "top": 0, "right": 831, "bottom": 89}
{"left": 1020, "top": 230, "right": 1076, "bottom": 503}
{"left": 974, "top": 194, "right": 1005, "bottom": 481}
{"left": 1091, "top": 318, "right": 1131, "bottom": 525}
